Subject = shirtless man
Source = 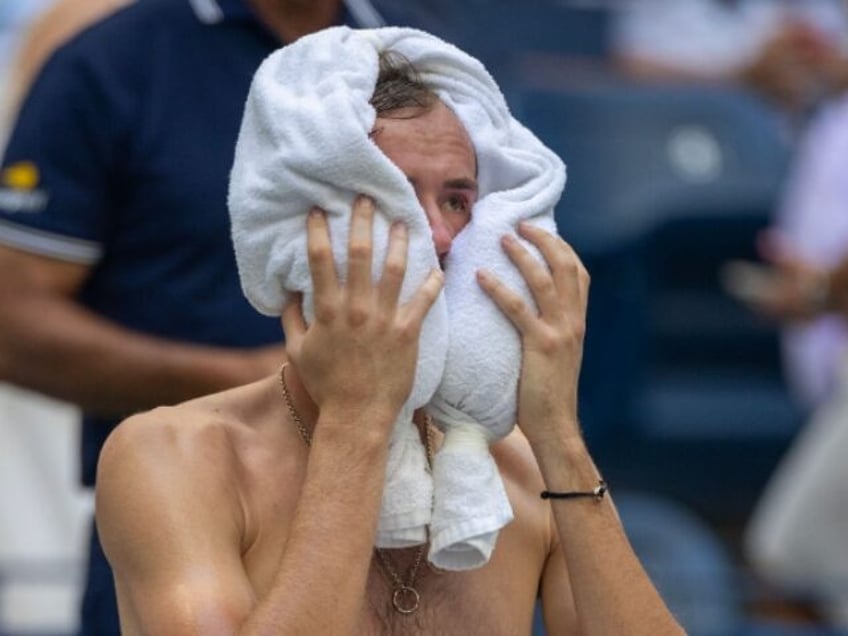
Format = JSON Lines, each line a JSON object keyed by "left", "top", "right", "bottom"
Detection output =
{"left": 95, "top": 56, "right": 683, "bottom": 635}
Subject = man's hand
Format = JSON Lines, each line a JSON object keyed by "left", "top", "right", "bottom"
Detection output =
{"left": 476, "top": 222, "right": 589, "bottom": 447}
{"left": 281, "top": 196, "right": 444, "bottom": 430}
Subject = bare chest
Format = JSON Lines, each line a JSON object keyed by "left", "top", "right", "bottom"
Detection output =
{"left": 236, "top": 428, "right": 551, "bottom": 634}
{"left": 356, "top": 558, "right": 539, "bottom": 636}
{"left": 244, "top": 521, "right": 542, "bottom": 636}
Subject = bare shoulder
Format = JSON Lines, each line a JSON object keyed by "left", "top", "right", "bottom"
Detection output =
{"left": 95, "top": 379, "right": 281, "bottom": 630}
{"left": 98, "top": 380, "right": 267, "bottom": 484}
{"left": 95, "top": 378, "right": 281, "bottom": 559}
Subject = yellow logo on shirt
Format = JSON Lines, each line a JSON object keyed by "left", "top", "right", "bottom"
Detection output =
{"left": 0, "top": 161, "right": 48, "bottom": 213}
{"left": 1, "top": 161, "right": 40, "bottom": 190}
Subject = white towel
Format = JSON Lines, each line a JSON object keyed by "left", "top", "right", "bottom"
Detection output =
{"left": 422, "top": 54, "right": 565, "bottom": 571}
{"left": 228, "top": 26, "right": 566, "bottom": 567}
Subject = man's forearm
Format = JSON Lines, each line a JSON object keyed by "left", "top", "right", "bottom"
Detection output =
{"left": 240, "top": 408, "right": 392, "bottom": 635}
{"left": 534, "top": 432, "right": 684, "bottom": 636}
{"left": 0, "top": 293, "right": 282, "bottom": 416}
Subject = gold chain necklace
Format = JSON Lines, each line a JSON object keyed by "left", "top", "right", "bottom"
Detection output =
{"left": 278, "top": 363, "right": 432, "bottom": 615}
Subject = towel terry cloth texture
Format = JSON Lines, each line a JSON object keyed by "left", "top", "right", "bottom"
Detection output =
{"left": 228, "top": 25, "right": 566, "bottom": 570}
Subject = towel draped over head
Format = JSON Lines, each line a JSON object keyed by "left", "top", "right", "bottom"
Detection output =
{"left": 228, "top": 25, "right": 566, "bottom": 570}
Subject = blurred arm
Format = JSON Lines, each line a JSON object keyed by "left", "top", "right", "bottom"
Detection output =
{"left": 0, "top": 244, "right": 284, "bottom": 416}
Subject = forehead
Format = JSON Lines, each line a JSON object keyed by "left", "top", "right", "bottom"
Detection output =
{"left": 371, "top": 100, "right": 476, "bottom": 176}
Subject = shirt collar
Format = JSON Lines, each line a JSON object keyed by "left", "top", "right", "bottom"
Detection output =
{"left": 187, "top": 0, "right": 384, "bottom": 28}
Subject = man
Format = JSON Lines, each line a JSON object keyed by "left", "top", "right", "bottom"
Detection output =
{"left": 0, "top": 0, "right": 389, "bottom": 632}
{"left": 96, "top": 55, "right": 683, "bottom": 634}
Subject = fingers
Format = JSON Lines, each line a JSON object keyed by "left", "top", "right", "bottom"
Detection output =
{"left": 306, "top": 208, "right": 338, "bottom": 303}
{"left": 520, "top": 223, "right": 589, "bottom": 305}
{"left": 403, "top": 268, "right": 444, "bottom": 325}
{"left": 476, "top": 268, "right": 536, "bottom": 332}
{"left": 503, "top": 223, "right": 589, "bottom": 314}
{"left": 347, "top": 196, "right": 375, "bottom": 301}
{"left": 378, "top": 222, "right": 409, "bottom": 312}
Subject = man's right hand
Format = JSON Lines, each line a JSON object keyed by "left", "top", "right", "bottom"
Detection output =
{"left": 281, "top": 195, "right": 443, "bottom": 431}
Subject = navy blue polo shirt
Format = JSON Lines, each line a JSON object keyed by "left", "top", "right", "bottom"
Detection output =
{"left": 0, "top": 0, "right": 386, "bottom": 486}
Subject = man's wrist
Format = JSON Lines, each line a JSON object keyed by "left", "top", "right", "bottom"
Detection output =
{"left": 529, "top": 427, "right": 600, "bottom": 489}
{"left": 314, "top": 403, "right": 396, "bottom": 447}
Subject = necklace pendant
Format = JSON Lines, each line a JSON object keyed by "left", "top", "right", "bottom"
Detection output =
{"left": 392, "top": 585, "right": 420, "bottom": 614}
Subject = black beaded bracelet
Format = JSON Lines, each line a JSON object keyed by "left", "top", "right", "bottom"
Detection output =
{"left": 541, "top": 480, "right": 607, "bottom": 501}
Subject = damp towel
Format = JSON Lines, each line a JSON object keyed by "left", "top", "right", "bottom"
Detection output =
{"left": 228, "top": 26, "right": 566, "bottom": 568}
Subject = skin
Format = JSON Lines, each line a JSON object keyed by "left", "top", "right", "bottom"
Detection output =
{"left": 96, "top": 101, "right": 684, "bottom": 634}
{"left": 0, "top": 2, "right": 360, "bottom": 416}
{"left": 738, "top": 231, "right": 848, "bottom": 322}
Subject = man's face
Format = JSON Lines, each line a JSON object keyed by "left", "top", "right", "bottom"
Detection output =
{"left": 371, "top": 101, "right": 478, "bottom": 264}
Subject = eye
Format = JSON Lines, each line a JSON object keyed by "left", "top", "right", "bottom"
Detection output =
{"left": 445, "top": 194, "right": 470, "bottom": 215}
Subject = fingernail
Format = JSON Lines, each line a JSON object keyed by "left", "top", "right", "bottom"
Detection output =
{"left": 309, "top": 207, "right": 323, "bottom": 218}
{"left": 502, "top": 234, "right": 516, "bottom": 246}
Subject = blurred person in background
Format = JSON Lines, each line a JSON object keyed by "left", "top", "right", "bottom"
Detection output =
{"left": 723, "top": 89, "right": 848, "bottom": 628}
{"left": 0, "top": 2, "right": 128, "bottom": 633}
{"left": 0, "top": 0, "right": 131, "bottom": 139}
{"left": 611, "top": 0, "right": 848, "bottom": 118}
{"left": 0, "top": 0, "right": 403, "bottom": 633}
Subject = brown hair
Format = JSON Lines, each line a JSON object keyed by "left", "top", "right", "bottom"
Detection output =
{"left": 369, "top": 50, "right": 438, "bottom": 117}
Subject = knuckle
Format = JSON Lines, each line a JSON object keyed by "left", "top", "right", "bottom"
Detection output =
{"left": 551, "top": 252, "right": 571, "bottom": 271}
{"left": 346, "top": 302, "right": 369, "bottom": 327}
{"left": 562, "top": 257, "right": 579, "bottom": 275}
{"left": 308, "top": 243, "right": 332, "bottom": 263}
{"left": 313, "top": 299, "right": 336, "bottom": 322}
{"left": 505, "top": 296, "right": 525, "bottom": 316}
{"left": 396, "top": 319, "right": 419, "bottom": 343}
{"left": 348, "top": 242, "right": 371, "bottom": 262}
{"left": 533, "top": 274, "right": 555, "bottom": 295}
{"left": 537, "top": 331, "right": 562, "bottom": 354}
{"left": 382, "top": 259, "right": 405, "bottom": 281}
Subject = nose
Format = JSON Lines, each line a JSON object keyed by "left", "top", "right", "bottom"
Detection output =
{"left": 422, "top": 203, "right": 454, "bottom": 260}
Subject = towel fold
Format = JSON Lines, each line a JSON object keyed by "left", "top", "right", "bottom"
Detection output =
{"left": 228, "top": 25, "right": 566, "bottom": 568}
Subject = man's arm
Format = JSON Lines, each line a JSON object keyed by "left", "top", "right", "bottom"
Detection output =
{"left": 98, "top": 198, "right": 444, "bottom": 633}
{"left": 477, "top": 223, "right": 683, "bottom": 635}
{"left": 239, "top": 201, "right": 442, "bottom": 632}
{"left": 0, "top": 245, "right": 284, "bottom": 416}
{"left": 96, "top": 401, "right": 395, "bottom": 636}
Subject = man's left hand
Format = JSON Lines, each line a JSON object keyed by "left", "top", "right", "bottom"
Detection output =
{"left": 476, "top": 222, "right": 589, "bottom": 447}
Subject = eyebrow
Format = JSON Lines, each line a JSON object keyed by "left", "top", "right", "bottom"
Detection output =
{"left": 407, "top": 177, "right": 478, "bottom": 192}
{"left": 444, "top": 178, "right": 478, "bottom": 192}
